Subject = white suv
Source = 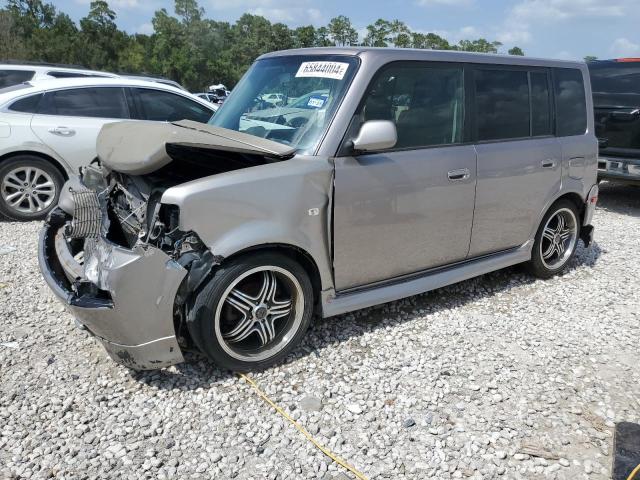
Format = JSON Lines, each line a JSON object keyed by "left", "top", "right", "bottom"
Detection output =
{"left": 0, "top": 78, "right": 216, "bottom": 220}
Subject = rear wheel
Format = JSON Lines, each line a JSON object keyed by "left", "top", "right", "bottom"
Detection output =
{"left": 188, "top": 252, "right": 314, "bottom": 371}
{"left": 526, "top": 199, "right": 580, "bottom": 279}
{"left": 0, "top": 156, "right": 64, "bottom": 221}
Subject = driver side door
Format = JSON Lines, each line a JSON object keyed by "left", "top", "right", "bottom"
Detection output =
{"left": 332, "top": 62, "right": 477, "bottom": 291}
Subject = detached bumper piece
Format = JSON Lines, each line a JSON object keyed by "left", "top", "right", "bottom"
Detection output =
{"left": 39, "top": 208, "right": 187, "bottom": 370}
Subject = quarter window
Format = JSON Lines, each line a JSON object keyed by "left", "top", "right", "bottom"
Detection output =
{"left": 131, "top": 88, "right": 213, "bottom": 123}
{"left": 8, "top": 93, "right": 43, "bottom": 113}
{"left": 475, "top": 69, "right": 530, "bottom": 141}
{"left": 554, "top": 68, "right": 587, "bottom": 137}
{"left": 39, "top": 87, "right": 129, "bottom": 118}
{"left": 357, "top": 64, "right": 464, "bottom": 149}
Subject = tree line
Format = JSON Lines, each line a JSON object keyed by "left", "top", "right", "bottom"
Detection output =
{"left": 0, "top": 0, "right": 525, "bottom": 91}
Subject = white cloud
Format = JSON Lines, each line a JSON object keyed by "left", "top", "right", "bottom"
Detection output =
{"left": 610, "top": 37, "right": 640, "bottom": 57}
{"left": 510, "top": 0, "right": 633, "bottom": 22}
{"left": 136, "top": 22, "right": 154, "bottom": 35}
{"left": 416, "top": 0, "right": 474, "bottom": 6}
{"left": 207, "top": 0, "right": 321, "bottom": 25}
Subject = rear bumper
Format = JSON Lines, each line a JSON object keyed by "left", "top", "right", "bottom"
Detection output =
{"left": 38, "top": 209, "right": 187, "bottom": 370}
{"left": 598, "top": 156, "right": 640, "bottom": 183}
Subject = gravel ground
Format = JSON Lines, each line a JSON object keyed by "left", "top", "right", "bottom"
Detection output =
{"left": 1, "top": 181, "right": 639, "bottom": 480}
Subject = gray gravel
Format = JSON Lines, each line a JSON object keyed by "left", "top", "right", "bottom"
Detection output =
{"left": 1, "top": 181, "right": 639, "bottom": 480}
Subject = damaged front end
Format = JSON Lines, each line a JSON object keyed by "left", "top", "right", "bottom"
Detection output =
{"left": 38, "top": 120, "right": 295, "bottom": 370}
{"left": 38, "top": 166, "right": 215, "bottom": 369}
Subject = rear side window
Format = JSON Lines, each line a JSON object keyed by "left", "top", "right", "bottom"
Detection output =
{"left": 8, "top": 93, "right": 43, "bottom": 113}
{"left": 554, "top": 68, "right": 587, "bottom": 137}
{"left": 40, "top": 87, "right": 129, "bottom": 118}
{"left": 131, "top": 88, "right": 213, "bottom": 123}
{"left": 0, "top": 70, "right": 35, "bottom": 89}
{"left": 475, "top": 69, "right": 530, "bottom": 141}
{"left": 358, "top": 63, "right": 464, "bottom": 149}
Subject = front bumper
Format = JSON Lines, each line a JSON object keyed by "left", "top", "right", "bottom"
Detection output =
{"left": 38, "top": 209, "right": 187, "bottom": 370}
{"left": 598, "top": 156, "right": 640, "bottom": 183}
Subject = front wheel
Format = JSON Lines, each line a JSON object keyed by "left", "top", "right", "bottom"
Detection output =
{"left": 526, "top": 199, "right": 580, "bottom": 279}
{"left": 188, "top": 252, "right": 314, "bottom": 371}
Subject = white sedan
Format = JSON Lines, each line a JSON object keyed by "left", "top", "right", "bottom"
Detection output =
{"left": 0, "top": 77, "right": 216, "bottom": 220}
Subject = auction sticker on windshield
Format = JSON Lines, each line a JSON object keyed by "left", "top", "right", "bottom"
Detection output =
{"left": 296, "top": 61, "right": 349, "bottom": 80}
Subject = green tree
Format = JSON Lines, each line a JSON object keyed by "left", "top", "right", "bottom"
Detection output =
{"left": 458, "top": 38, "right": 502, "bottom": 53}
{"left": 327, "top": 15, "right": 357, "bottom": 46}
{"left": 584, "top": 55, "right": 598, "bottom": 62}
{"left": 293, "top": 25, "right": 316, "bottom": 48}
{"left": 508, "top": 46, "right": 524, "bottom": 56}
{"left": 363, "top": 19, "right": 391, "bottom": 47}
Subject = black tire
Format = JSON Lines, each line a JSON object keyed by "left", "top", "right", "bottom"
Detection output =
{"left": 187, "top": 252, "right": 314, "bottom": 371}
{"left": 0, "top": 155, "right": 64, "bottom": 221}
{"left": 526, "top": 199, "right": 580, "bottom": 279}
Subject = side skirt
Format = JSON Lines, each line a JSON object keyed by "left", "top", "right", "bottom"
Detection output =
{"left": 321, "top": 241, "right": 533, "bottom": 318}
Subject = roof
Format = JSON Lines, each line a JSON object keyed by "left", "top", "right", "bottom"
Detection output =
{"left": 258, "top": 46, "right": 586, "bottom": 69}
{"left": 0, "top": 77, "right": 212, "bottom": 108}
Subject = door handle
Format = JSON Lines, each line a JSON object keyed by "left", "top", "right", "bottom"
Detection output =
{"left": 48, "top": 126, "right": 76, "bottom": 137}
{"left": 447, "top": 168, "right": 470, "bottom": 181}
{"left": 541, "top": 159, "right": 556, "bottom": 168}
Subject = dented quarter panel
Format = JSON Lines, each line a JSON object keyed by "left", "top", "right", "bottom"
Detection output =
{"left": 161, "top": 155, "right": 335, "bottom": 290}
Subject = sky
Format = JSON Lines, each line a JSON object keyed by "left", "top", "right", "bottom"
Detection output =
{"left": 52, "top": 0, "right": 640, "bottom": 61}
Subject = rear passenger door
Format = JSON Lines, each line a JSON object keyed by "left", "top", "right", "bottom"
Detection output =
{"left": 468, "top": 67, "right": 562, "bottom": 257}
{"left": 129, "top": 88, "right": 214, "bottom": 123}
{"left": 333, "top": 62, "right": 477, "bottom": 291}
{"left": 30, "top": 87, "right": 130, "bottom": 171}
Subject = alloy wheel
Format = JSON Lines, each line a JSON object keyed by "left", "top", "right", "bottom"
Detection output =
{"left": 1, "top": 166, "right": 56, "bottom": 215}
{"left": 214, "top": 266, "right": 304, "bottom": 362}
{"left": 540, "top": 207, "right": 578, "bottom": 270}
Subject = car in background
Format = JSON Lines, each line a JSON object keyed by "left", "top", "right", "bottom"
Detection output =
{"left": 1, "top": 64, "right": 187, "bottom": 91}
{"left": 194, "top": 92, "right": 223, "bottom": 108}
{"left": 588, "top": 58, "right": 640, "bottom": 184}
{"left": 260, "top": 93, "right": 285, "bottom": 106}
{"left": 0, "top": 77, "right": 216, "bottom": 220}
{"left": 0, "top": 63, "right": 117, "bottom": 88}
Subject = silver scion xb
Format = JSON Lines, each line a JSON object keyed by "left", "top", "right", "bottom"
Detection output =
{"left": 38, "top": 48, "right": 599, "bottom": 371}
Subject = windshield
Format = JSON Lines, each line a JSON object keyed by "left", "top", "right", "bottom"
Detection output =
{"left": 210, "top": 55, "right": 359, "bottom": 154}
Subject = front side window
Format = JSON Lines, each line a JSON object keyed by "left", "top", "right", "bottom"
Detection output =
{"left": 554, "top": 68, "right": 587, "bottom": 137}
{"left": 210, "top": 55, "right": 359, "bottom": 154}
{"left": 475, "top": 69, "right": 530, "bottom": 141}
{"left": 355, "top": 63, "right": 464, "bottom": 149}
{"left": 0, "top": 70, "right": 35, "bottom": 89}
{"left": 132, "top": 88, "right": 213, "bottom": 123}
{"left": 39, "top": 87, "right": 129, "bottom": 118}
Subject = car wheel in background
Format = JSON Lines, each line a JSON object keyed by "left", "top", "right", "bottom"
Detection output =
{"left": 188, "top": 252, "right": 314, "bottom": 371}
{"left": 526, "top": 199, "right": 581, "bottom": 279}
{"left": 0, "top": 155, "right": 64, "bottom": 221}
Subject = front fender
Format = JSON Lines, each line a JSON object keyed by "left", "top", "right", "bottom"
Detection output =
{"left": 161, "top": 155, "right": 335, "bottom": 290}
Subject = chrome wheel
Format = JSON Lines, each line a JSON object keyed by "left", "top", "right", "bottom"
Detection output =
{"left": 540, "top": 207, "right": 578, "bottom": 270}
{"left": 1, "top": 166, "right": 56, "bottom": 214}
{"left": 214, "top": 266, "right": 304, "bottom": 362}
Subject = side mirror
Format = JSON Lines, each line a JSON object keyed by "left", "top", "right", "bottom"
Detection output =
{"left": 351, "top": 120, "right": 397, "bottom": 153}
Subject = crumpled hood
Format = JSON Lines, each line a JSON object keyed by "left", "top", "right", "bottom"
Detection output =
{"left": 96, "top": 119, "right": 296, "bottom": 175}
